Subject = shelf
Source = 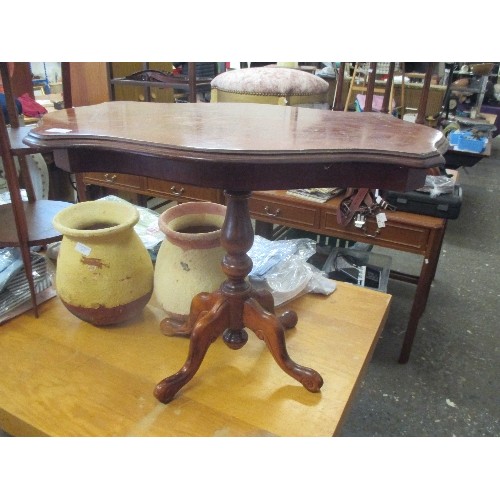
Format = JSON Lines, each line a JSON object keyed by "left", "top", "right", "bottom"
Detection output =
{"left": 449, "top": 84, "right": 485, "bottom": 94}
{"left": 0, "top": 200, "right": 72, "bottom": 246}
{"left": 7, "top": 124, "right": 38, "bottom": 154}
{"left": 0, "top": 62, "right": 72, "bottom": 318}
{"left": 109, "top": 76, "right": 212, "bottom": 91}
{"left": 107, "top": 62, "right": 215, "bottom": 104}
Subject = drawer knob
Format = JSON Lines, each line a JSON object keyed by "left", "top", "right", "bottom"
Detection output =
{"left": 170, "top": 186, "right": 185, "bottom": 196}
{"left": 104, "top": 173, "right": 117, "bottom": 183}
{"left": 264, "top": 206, "right": 281, "bottom": 217}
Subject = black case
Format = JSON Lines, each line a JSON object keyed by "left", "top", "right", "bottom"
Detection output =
{"left": 382, "top": 185, "right": 463, "bottom": 219}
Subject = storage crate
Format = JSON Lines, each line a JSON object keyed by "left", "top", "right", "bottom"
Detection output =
{"left": 449, "top": 131, "right": 487, "bottom": 153}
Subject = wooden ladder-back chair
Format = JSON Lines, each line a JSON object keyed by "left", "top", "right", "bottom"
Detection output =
{"left": 399, "top": 63, "right": 434, "bottom": 125}
{"left": 331, "top": 62, "right": 437, "bottom": 228}
{"left": 335, "top": 62, "right": 433, "bottom": 121}
{"left": 343, "top": 62, "right": 397, "bottom": 113}
{"left": 0, "top": 62, "right": 71, "bottom": 318}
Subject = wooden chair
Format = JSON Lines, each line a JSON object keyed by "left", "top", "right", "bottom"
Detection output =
{"left": 397, "top": 63, "right": 438, "bottom": 125}
{"left": 0, "top": 62, "right": 71, "bottom": 318}
{"left": 331, "top": 61, "right": 439, "bottom": 233}
{"left": 343, "top": 63, "right": 397, "bottom": 113}
{"left": 336, "top": 62, "right": 434, "bottom": 125}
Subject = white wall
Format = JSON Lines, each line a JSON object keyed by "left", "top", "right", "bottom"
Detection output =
{"left": 30, "top": 62, "right": 62, "bottom": 83}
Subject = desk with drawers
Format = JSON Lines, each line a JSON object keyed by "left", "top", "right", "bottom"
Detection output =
{"left": 249, "top": 190, "right": 447, "bottom": 363}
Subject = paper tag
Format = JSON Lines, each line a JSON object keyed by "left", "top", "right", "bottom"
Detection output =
{"left": 75, "top": 242, "right": 91, "bottom": 256}
{"left": 376, "top": 212, "right": 387, "bottom": 228}
{"left": 357, "top": 266, "right": 366, "bottom": 286}
{"left": 46, "top": 128, "right": 72, "bottom": 133}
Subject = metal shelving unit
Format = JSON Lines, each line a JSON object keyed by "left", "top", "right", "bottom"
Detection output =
{"left": 107, "top": 62, "right": 213, "bottom": 103}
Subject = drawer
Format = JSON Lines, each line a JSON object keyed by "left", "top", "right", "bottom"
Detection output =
{"left": 83, "top": 172, "right": 145, "bottom": 190}
{"left": 249, "top": 194, "right": 320, "bottom": 230}
{"left": 146, "top": 178, "right": 221, "bottom": 203}
{"left": 322, "top": 209, "right": 431, "bottom": 254}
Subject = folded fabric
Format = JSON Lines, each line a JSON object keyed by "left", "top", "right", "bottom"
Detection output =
{"left": 16, "top": 93, "right": 48, "bottom": 118}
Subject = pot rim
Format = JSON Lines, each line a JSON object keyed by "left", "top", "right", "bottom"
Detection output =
{"left": 158, "top": 202, "right": 226, "bottom": 249}
{"left": 52, "top": 200, "right": 140, "bottom": 238}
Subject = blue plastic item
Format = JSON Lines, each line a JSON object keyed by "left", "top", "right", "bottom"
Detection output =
{"left": 449, "top": 131, "right": 487, "bottom": 153}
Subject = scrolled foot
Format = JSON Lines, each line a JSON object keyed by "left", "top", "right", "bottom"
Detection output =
{"left": 244, "top": 297, "right": 323, "bottom": 394}
{"left": 155, "top": 296, "right": 230, "bottom": 404}
{"left": 154, "top": 377, "right": 183, "bottom": 404}
{"left": 160, "top": 315, "right": 191, "bottom": 337}
{"left": 277, "top": 309, "right": 298, "bottom": 330}
{"left": 298, "top": 368, "right": 324, "bottom": 392}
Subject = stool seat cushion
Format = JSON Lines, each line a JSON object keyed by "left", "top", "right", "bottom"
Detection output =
{"left": 211, "top": 67, "right": 329, "bottom": 96}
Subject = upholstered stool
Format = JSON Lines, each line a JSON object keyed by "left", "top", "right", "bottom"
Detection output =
{"left": 210, "top": 67, "right": 330, "bottom": 108}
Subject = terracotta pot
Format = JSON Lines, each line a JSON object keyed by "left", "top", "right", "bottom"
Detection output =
{"left": 52, "top": 200, "right": 154, "bottom": 325}
{"left": 154, "top": 202, "right": 226, "bottom": 320}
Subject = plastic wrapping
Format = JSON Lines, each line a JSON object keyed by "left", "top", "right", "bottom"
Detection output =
{"left": 248, "top": 236, "right": 336, "bottom": 306}
{"left": 0, "top": 248, "right": 52, "bottom": 320}
{"left": 248, "top": 236, "right": 315, "bottom": 278}
{"left": 417, "top": 175, "right": 456, "bottom": 198}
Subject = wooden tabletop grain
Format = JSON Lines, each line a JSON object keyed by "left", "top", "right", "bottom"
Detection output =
{"left": 0, "top": 283, "right": 390, "bottom": 437}
{"left": 23, "top": 102, "right": 448, "bottom": 192}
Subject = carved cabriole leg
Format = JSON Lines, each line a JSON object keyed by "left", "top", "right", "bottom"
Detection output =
{"left": 160, "top": 291, "right": 222, "bottom": 337}
{"left": 250, "top": 288, "right": 299, "bottom": 330}
{"left": 154, "top": 296, "right": 230, "bottom": 404}
{"left": 243, "top": 297, "right": 323, "bottom": 392}
{"left": 154, "top": 190, "right": 323, "bottom": 403}
{"left": 161, "top": 287, "right": 298, "bottom": 338}
{"left": 154, "top": 191, "right": 255, "bottom": 402}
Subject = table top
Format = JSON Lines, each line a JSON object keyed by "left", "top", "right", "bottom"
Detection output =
{"left": 0, "top": 283, "right": 390, "bottom": 437}
{"left": 23, "top": 101, "right": 448, "bottom": 192}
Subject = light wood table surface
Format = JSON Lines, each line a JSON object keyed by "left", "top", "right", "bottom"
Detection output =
{"left": 0, "top": 283, "right": 390, "bottom": 437}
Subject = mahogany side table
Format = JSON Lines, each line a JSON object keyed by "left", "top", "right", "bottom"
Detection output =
{"left": 24, "top": 101, "right": 447, "bottom": 403}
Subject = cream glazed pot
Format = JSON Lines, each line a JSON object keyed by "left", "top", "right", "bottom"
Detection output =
{"left": 153, "top": 202, "right": 227, "bottom": 320}
{"left": 52, "top": 200, "right": 154, "bottom": 325}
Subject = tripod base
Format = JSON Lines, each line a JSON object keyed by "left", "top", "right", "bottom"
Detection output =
{"left": 155, "top": 288, "right": 323, "bottom": 404}
{"left": 154, "top": 190, "right": 323, "bottom": 404}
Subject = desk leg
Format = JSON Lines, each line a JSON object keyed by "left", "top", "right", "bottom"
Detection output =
{"left": 154, "top": 191, "right": 323, "bottom": 403}
{"left": 75, "top": 173, "right": 89, "bottom": 202}
{"left": 399, "top": 223, "right": 446, "bottom": 364}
